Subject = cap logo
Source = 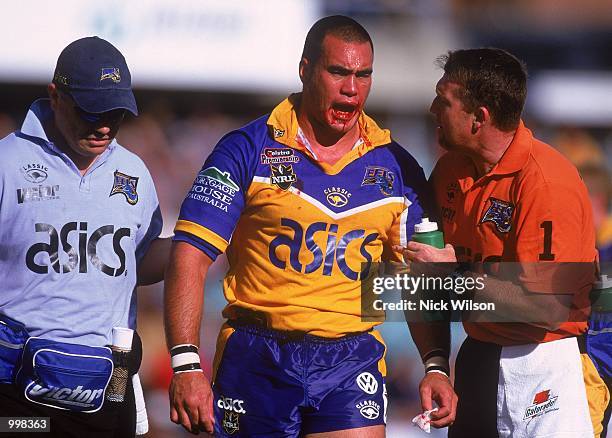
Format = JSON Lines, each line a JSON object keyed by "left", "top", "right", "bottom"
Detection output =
{"left": 100, "top": 67, "right": 121, "bottom": 83}
{"left": 53, "top": 73, "right": 69, "bottom": 86}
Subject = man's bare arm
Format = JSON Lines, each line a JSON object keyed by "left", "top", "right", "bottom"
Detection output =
{"left": 164, "top": 240, "right": 212, "bottom": 348}
{"left": 137, "top": 237, "right": 172, "bottom": 286}
{"left": 164, "top": 241, "right": 215, "bottom": 434}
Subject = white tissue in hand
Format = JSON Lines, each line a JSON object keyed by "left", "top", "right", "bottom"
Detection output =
{"left": 412, "top": 408, "right": 438, "bottom": 433}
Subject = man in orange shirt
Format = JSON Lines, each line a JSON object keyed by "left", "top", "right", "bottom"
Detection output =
{"left": 398, "top": 48, "right": 609, "bottom": 437}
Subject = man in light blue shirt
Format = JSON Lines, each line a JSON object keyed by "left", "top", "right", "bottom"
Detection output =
{"left": 0, "top": 37, "right": 167, "bottom": 437}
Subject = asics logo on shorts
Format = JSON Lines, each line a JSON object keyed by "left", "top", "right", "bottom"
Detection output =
{"left": 217, "top": 396, "right": 246, "bottom": 414}
{"left": 356, "top": 372, "right": 378, "bottom": 394}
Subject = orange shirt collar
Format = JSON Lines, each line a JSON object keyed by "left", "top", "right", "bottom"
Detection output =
{"left": 488, "top": 120, "right": 532, "bottom": 176}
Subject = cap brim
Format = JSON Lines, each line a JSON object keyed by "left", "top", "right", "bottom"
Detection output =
{"left": 69, "top": 88, "right": 138, "bottom": 116}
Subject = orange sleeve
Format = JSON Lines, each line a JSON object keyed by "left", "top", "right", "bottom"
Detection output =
{"left": 513, "top": 181, "right": 596, "bottom": 293}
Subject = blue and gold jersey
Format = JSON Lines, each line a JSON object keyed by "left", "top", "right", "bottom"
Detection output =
{"left": 175, "top": 95, "right": 428, "bottom": 337}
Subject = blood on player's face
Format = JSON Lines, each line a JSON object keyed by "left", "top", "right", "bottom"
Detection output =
{"left": 300, "top": 34, "right": 373, "bottom": 138}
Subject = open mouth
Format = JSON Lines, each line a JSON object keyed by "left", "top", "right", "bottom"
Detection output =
{"left": 331, "top": 103, "right": 358, "bottom": 122}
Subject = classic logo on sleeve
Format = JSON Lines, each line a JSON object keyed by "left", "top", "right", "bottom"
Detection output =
{"left": 480, "top": 197, "right": 514, "bottom": 233}
{"left": 110, "top": 171, "right": 139, "bottom": 205}
{"left": 361, "top": 166, "right": 394, "bottom": 196}
{"left": 188, "top": 167, "right": 239, "bottom": 213}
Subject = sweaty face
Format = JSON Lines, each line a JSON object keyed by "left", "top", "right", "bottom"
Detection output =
{"left": 51, "top": 88, "right": 125, "bottom": 164}
{"left": 301, "top": 34, "right": 373, "bottom": 137}
{"left": 429, "top": 76, "right": 474, "bottom": 152}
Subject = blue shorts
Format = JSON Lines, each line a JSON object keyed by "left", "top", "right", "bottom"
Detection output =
{"left": 212, "top": 323, "right": 387, "bottom": 437}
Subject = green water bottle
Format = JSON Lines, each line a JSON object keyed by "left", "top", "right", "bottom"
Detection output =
{"left": 412, "top": 218, "right": 445, "bottom": 248}
{"left": 591, "top": 274, "right": 612, "bottom": 313}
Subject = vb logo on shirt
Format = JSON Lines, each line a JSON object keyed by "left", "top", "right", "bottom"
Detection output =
{"left": 25, "top": 222, "right": 130, "bottom": 276}
{"left": 268, "top": 218, "right": 378, "bottom": 280}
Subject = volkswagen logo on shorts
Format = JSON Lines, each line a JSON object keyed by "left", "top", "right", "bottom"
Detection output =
{"left": 356, "top": 372, "right": 378, "bottom": 394}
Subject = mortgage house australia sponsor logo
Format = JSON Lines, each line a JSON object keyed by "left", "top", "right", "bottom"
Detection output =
{"left": 188, "top": 167, "right": 239, "bottom": 212}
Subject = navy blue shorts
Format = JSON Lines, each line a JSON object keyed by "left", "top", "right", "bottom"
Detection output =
{"left": 212, "top": 323, "right": 387, "bottom": 437}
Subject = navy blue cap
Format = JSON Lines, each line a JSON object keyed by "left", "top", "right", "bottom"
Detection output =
{"left": 53, "top": 36, "right": 138, "bottom": 116}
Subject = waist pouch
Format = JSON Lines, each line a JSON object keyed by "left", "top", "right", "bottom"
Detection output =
{"left": 0, "top": 315, "right": 29, "bottom": 384}
{"left": 15, "top": 337, "right": 113, "bottom": 413}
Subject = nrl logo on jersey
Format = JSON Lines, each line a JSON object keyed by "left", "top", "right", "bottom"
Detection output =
{"left": 523, "top": 390, "right": 559, "bottom": 420}
{"left": 270, "top": 164, "right": 296, "bottom": 190}
{"left": 272, "top": 127, "right": 285, "bottom": 138}
{"left": 110, "top": 170, "right": 139, "bottom": 205}
{"left": 21, "top": 163, "right": 48, "bottom": 183}
{"left": 361, "top": 166, "right": 394, "bottom": 196}
{"left": 324, "top": 187, "right": 352, "bottom": 208}
{"left": 480, "top": 197, "right": 514, "bottom": 233}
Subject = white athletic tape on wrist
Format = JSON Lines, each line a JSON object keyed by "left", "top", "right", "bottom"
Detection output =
{"left": 174, "top": 368, "right": 204, "bottom": 375}
{"left": 171, "top": 352, "right": 201, "bottom": 369}
{"left": 426, "top": 369, "right": 450, "bottom": 378}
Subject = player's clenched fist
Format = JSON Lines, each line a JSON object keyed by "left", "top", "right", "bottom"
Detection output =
{"left": 169, "top": 372, "right": 215, "bottom": 435}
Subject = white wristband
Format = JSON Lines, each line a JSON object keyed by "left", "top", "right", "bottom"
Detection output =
{"left": 171, "top": 352, "right": 201, "bottom": 369}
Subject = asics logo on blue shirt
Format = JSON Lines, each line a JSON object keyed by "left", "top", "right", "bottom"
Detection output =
{"left": 25, "top": 222, "right": 130, "bottom": 276}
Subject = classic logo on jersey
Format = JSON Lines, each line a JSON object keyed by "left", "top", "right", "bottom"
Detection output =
{"left": 356, "top": 372, "right": 378, "bottom": 395}
{"left": 110, "top": 171, "right": 139, "bottom": 205}
{"left": 356, "top": 400, "right": 380, "bottom": 420}
{"left": 26, "top": 222, "right": 130, "bottom": 276}
{"left": 270, "top": 164, "right": 296, "bottom": 190}
{"left": 480, "top": 197, "right": 514, "bottom": 233}
{"left": 100, "top": 67, "right": 121, "bottom": 83}
{"left": 222, "top": 411, "right": 240, "bottom": 435}
{"left": 260, "top": 148, "right": 299, "bottom": 165}
{"left": 446, "top": 182, "right": 459, "bottom": 204}
{"left": 324, "top": 187, "right": 352, "bottom": 208}
{"left": 17, "top": 185, "right": 60, "bottom": 204}
{"left": 273, "top": 127, "right": 285, "bottom": 138}
{"left": 188, "top": 167, "right": 239, "bottom": 213}
{"left": 269, "top": 219, "right": 378, "bottom": 280}
{"left": 523, "top": 390, "right": 558, "bottom": 420}
{"left": 217, "top": 396, "right": 247, "bottom": 414}
{"left": 21, "top": 163, "right": 48, "bottom": 183}
{"left": 362, "top": 166, "right": 394, "bottom": 196}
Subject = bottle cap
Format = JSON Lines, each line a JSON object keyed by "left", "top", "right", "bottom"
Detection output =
{"left": 414, "top": 218, "right": 438, "bottom": 233}
{"left": 112, "top": 327, "right": 133, "bottom": 350}
{"left": 593, "top": 274, "right": 612, "bottom": 291}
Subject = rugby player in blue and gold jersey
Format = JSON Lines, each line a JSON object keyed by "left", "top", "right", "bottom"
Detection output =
{"left": 164, "top": 16, "right": 432, "bottom": 437}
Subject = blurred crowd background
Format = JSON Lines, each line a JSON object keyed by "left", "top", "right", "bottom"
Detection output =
{"left": 2, "top": 1, "right": 612, "bottom": 436}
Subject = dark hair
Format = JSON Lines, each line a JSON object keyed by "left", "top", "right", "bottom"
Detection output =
{"left": 301, "top": 15, "right": 373, "bottom": 66}
{"left": 436, "top": 48, "right": 527, "bottom": 132}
